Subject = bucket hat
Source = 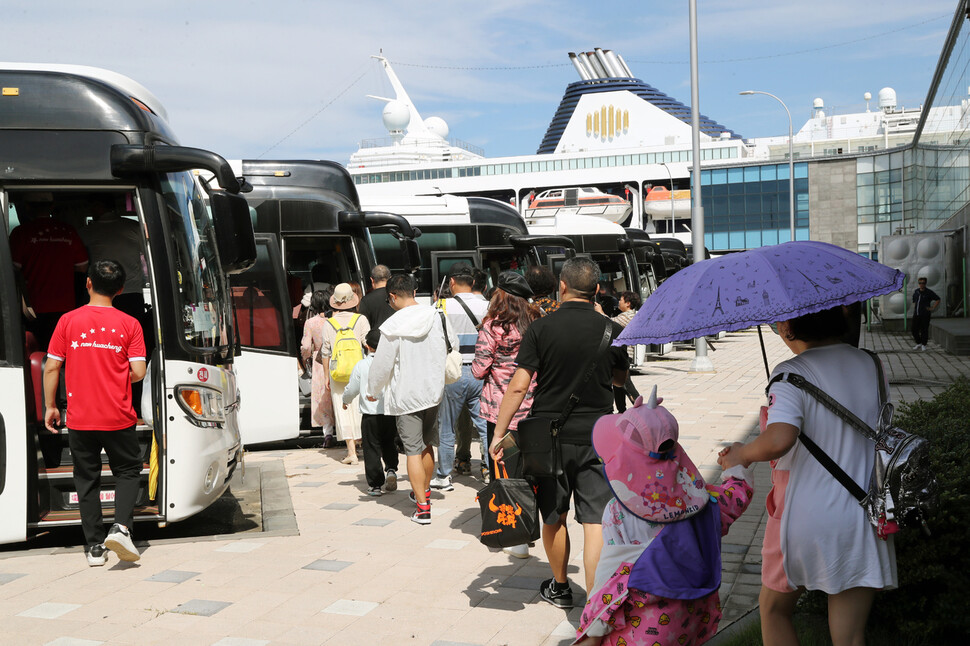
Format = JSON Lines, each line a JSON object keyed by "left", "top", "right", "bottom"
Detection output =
{"left": 592, "top": 386, "right": 709, "bottom": 523}
{"left": 329, "top": 283, "right": 360, "bottom": 311}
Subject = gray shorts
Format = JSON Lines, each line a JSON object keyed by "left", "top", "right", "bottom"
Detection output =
{"left": 396, "top": 407, "right": 439, "bottom": 456}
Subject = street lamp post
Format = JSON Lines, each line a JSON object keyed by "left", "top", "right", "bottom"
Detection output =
{"left": 659, "top": 161, "right": 675, "bottom": 235}
{"left": 740, "top": 90, "right": 796, "bottom": 241}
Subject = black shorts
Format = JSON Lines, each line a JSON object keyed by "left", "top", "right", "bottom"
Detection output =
{"left": 535, "top": 442, "right": 612, "bottom": 525}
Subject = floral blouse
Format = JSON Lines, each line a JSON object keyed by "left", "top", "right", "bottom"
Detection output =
{"left": 471, "top": 320, "right": 537, "bottom": 428}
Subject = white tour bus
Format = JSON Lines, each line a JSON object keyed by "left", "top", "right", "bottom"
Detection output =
{"left": 0, "top": 64, "right": 256, "bottom": 544}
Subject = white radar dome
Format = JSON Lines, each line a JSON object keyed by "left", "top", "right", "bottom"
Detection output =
{"left": 424, "top": 116, "right": 449, "bottom": 140}
{"left": 382, "top": 100, "right": 411, "bottom": 132}
{"left": 878, "top": 87, "right": 897, "bottom": 113}
{"left": 813, "top": 97, "right": 824, "bottom": 109}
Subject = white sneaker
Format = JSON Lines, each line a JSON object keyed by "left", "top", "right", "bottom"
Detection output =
{"left": 104, "top": 523, "right": 140, "bottom": 562}
{"left": 384, "top": 469, "right": 398, "bottom": 492}
{"left": 921, "top": 344, "right": 928, "bottom": 351}
{"left": 429, "top": 475, "right": 454, "bottom": 491}
{"left": 502, "top": 544, "right": 530, "bottom": 559}
{"left": 914, "top": 344, "right": 922, "bottom": 350}
{"left": 86, "top": 543, "right": 107, "bottom": 567}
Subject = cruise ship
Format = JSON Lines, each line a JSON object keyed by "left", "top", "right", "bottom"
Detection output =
{"left": 349, "top": 50, "right": 968, "bottom": 254}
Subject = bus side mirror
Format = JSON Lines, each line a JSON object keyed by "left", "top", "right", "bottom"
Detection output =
{"left": 210, "top": 191, "right": 257, "bottom": 275}
{"left": 403, "top": 239, "right": 421, "bottom": 273}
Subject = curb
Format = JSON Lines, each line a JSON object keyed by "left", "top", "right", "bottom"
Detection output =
{"left": 707, "top": 605, "right": 760, "bottom": 645}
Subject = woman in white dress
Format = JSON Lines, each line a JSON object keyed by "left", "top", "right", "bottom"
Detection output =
{"left": 319, "top": 283, "right": 370, "bottom": 464}
{"left": 718, "top": 305, "right": 896, "bottom": 646}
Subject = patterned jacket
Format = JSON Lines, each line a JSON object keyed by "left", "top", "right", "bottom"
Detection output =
{"left": 471, "top": 320, "right": 537, "bottom": 428}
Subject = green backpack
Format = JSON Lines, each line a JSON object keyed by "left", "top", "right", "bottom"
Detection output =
{"left": 327, "top": 314, "right": 364, "bottom": 383}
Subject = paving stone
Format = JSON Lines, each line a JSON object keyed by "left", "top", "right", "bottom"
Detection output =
{"left": 214, "top": 541, "right": 264, "bottom": 553}
{"left": 353, "top": 518, "right": 394, "bottom": 527}
{"left": 552, "top": 618, "right": 580, "bottom": 637}
{"left": 321, "top": 599, "right": 379, "bottom": 616}
{"left": 323, "top": 502, "right": 358, "bottom": 510}
{"left": 740, "top": 562, "right": 762, "bottom": 575}
{"left": 303, "top": 559, "right": 353, "bottom": 572}
{"left": 427, "top": 539, "right": 471, "bottom": 550}
{"left": 210, "top": 639, "right": 271, "bottom": 646}
{"left": 44, "top": 639, "right": 104, "bottom": 646}
{"left": 145, "top": 570, "right": 200, "bottom": 583}
{"left": 0, "top": 573, "right": 26, "bottom": 585}
{"left": 294, "top": 481, "right": 327, "bottom": 487}
{"left": 18, "top": 603, "right": 81, "bottom": 619}
{"left": 721, "top": 543, "right": 749, "bottom": 554}
{"left": 501, "top": 576, "right": 545, "bottom": 590}
{"left": 431, "top": 642, "right": 484, "bottom": 646}
{"left": 171, "top": 599, "right": 232, "bottom": 617}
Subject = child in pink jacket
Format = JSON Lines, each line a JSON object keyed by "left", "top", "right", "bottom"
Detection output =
{"left": 575, "top": 387, "right": 754, "bottom": 646}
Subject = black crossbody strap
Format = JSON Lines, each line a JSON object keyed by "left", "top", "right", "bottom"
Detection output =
{"left": 438, "top": 311, "right": 453, "bottom": 352}
{"left": 554, "top": 320, "right": 614, "bottom": 434}
{"left": 767, "top": 372, "right": 871, "bottom": 503}
{"left": 452, "top": 295, "right": 481, "bottom": 329}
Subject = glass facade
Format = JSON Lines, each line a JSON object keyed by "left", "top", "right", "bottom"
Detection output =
{"left": 910, "top": 7, "right": 970, "bottom": 232}
{"left": 700, "top": 162, "right": 810, "bottom": 251}
{"left": 856, "top": 151, "right": 914, "bottom": 247}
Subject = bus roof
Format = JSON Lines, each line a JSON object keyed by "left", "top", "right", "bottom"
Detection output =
{"left": 0, "top": 63, "right": 168, "bottom": 121}
{"left": 238, "top": 159, "right": 360, "bottom": 207}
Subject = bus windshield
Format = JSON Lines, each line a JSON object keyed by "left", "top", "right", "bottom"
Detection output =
{"left": 160, "top": 171, "right": 231, "bottom": 350}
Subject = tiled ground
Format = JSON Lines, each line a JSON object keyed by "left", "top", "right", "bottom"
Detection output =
{"left": 0, "top": 325, "right": 965, "bottom": 645}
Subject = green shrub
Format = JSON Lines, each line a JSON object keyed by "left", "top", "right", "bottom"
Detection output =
{"left": 797, "top": 378, "right": 970, "bottom": 645}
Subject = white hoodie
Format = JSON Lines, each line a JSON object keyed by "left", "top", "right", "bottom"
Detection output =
{"left": 368, "top": 303, "right": 459, "bottom": 416}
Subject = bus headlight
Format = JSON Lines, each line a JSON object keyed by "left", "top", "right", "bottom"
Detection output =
{"left": 175, "top": 385, "right": 226, "bottom": 427}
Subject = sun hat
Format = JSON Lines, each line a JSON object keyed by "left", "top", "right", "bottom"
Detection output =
{"left": 592, "top": 386, "right": 710, "bottom": 523}
{"left": 497, "top": 271, "right": 534, "bottom": 300}
{"left": 329, "top": 283, "right": 360, "bottom": 310}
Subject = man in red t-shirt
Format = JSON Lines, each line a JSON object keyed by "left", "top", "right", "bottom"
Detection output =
{"left": 10, "top": 193, "right": 89, "bottom": 349}
{"left": 45, "top": 260, "right": 147, "bottom": 567}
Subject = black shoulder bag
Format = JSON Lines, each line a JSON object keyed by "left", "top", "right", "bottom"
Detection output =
{"left": 453, "top": 295, "right": 482, "bottom": 329}
{"left": 514, "top": 319, "right": 614, "bottom": 478}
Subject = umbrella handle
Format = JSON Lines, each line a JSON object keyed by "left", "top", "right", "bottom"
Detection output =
{"left": 757, "top": 325, "right": 771, "bottom": 381}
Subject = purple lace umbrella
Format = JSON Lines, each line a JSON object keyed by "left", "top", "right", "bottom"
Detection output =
{"left": 617, "top": 240, "right": 904, "bottom": 347}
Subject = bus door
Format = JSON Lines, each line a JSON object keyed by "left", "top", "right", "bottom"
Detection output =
{"left": 0, "top": 194, "right": 28, "bottom": 543}
{"left": 231, "top": 234, "right": 299, "bottom": 445}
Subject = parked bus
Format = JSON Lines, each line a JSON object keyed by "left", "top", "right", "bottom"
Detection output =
{"left": 0, "top": 64, "right": 256, "bottom": 544}
{"left": 360, "top": 194, "right": 572, "bottom": 298}
{"left": 203, "top": 160, "right": 421, "bottom": 443}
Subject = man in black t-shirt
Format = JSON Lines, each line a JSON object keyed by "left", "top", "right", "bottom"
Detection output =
{"left": 489, "top": 257, "right": 629, "bottom": 608}
{"left": 911, "top": 276, "right": 941, "bottom": 351}
{"left": 358, "top": 265, "right": 395, "bottom": 330}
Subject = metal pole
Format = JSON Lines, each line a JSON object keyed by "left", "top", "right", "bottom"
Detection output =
{"left": 689, "top": 0, "right": 713, "bottom": 373}
{"left": 660, "top": 162, "right": 675, "bottom": 235}
{"left": 739, "top": 90, "right": 796, "bottom": 240}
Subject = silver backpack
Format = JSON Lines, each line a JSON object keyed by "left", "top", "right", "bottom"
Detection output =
{"left": 768, "top": 350, "right": 937, "bottom": 537}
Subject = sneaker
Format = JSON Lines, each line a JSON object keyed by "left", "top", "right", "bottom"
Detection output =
{"left": 914, "top": 344, "right": 922, "bottom": 350}
{"left": 455, "top": 458, "right": 472, "bottom": 476}
{"left": 384, "top": 469, "right": 398, "bottom": 492}
{"left": 502, "top": 544, "right": 530, "bottom": 559}
{"left": 86, "top": 543, "right": 107, "bottom": 567}
{"left": 366, "top": 486, "right": 383, "bottom": 497}
{"left": 411, "top": 502, "right": 431, "bottom": 525}
{"left": 409, "top": 489, "right": 432, "bottom": 504}
{"left": 430, "top": 475, "right": 454, "bottom": 491}
{"left": 481, "top": 465, "right": 490, "bottom": 485}
{"left": 921, "top": 344, "right": 928, "bottom": 351}
{"left": 322, "top": 434, "right": 337, "bottom": 449}
{"left": 104, "top": 523, "right": 140, "bottom": 562}
{"left": 539, "top": 578, "right": 573, "bottom": 608}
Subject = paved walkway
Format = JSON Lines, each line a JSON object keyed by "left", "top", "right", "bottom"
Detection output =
{"left": 1, "top": 326, "right": 966, "bottom": 646}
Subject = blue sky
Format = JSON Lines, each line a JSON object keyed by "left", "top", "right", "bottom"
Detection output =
{"left": 3, "top": 1, "right": 958, "bottom": 162}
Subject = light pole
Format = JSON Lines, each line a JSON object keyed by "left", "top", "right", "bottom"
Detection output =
{"left": 740, "top": 90, "right": 796, "bottom": 241}
{"left": 659, "top": 161, "right": 675, "bottom": 235}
